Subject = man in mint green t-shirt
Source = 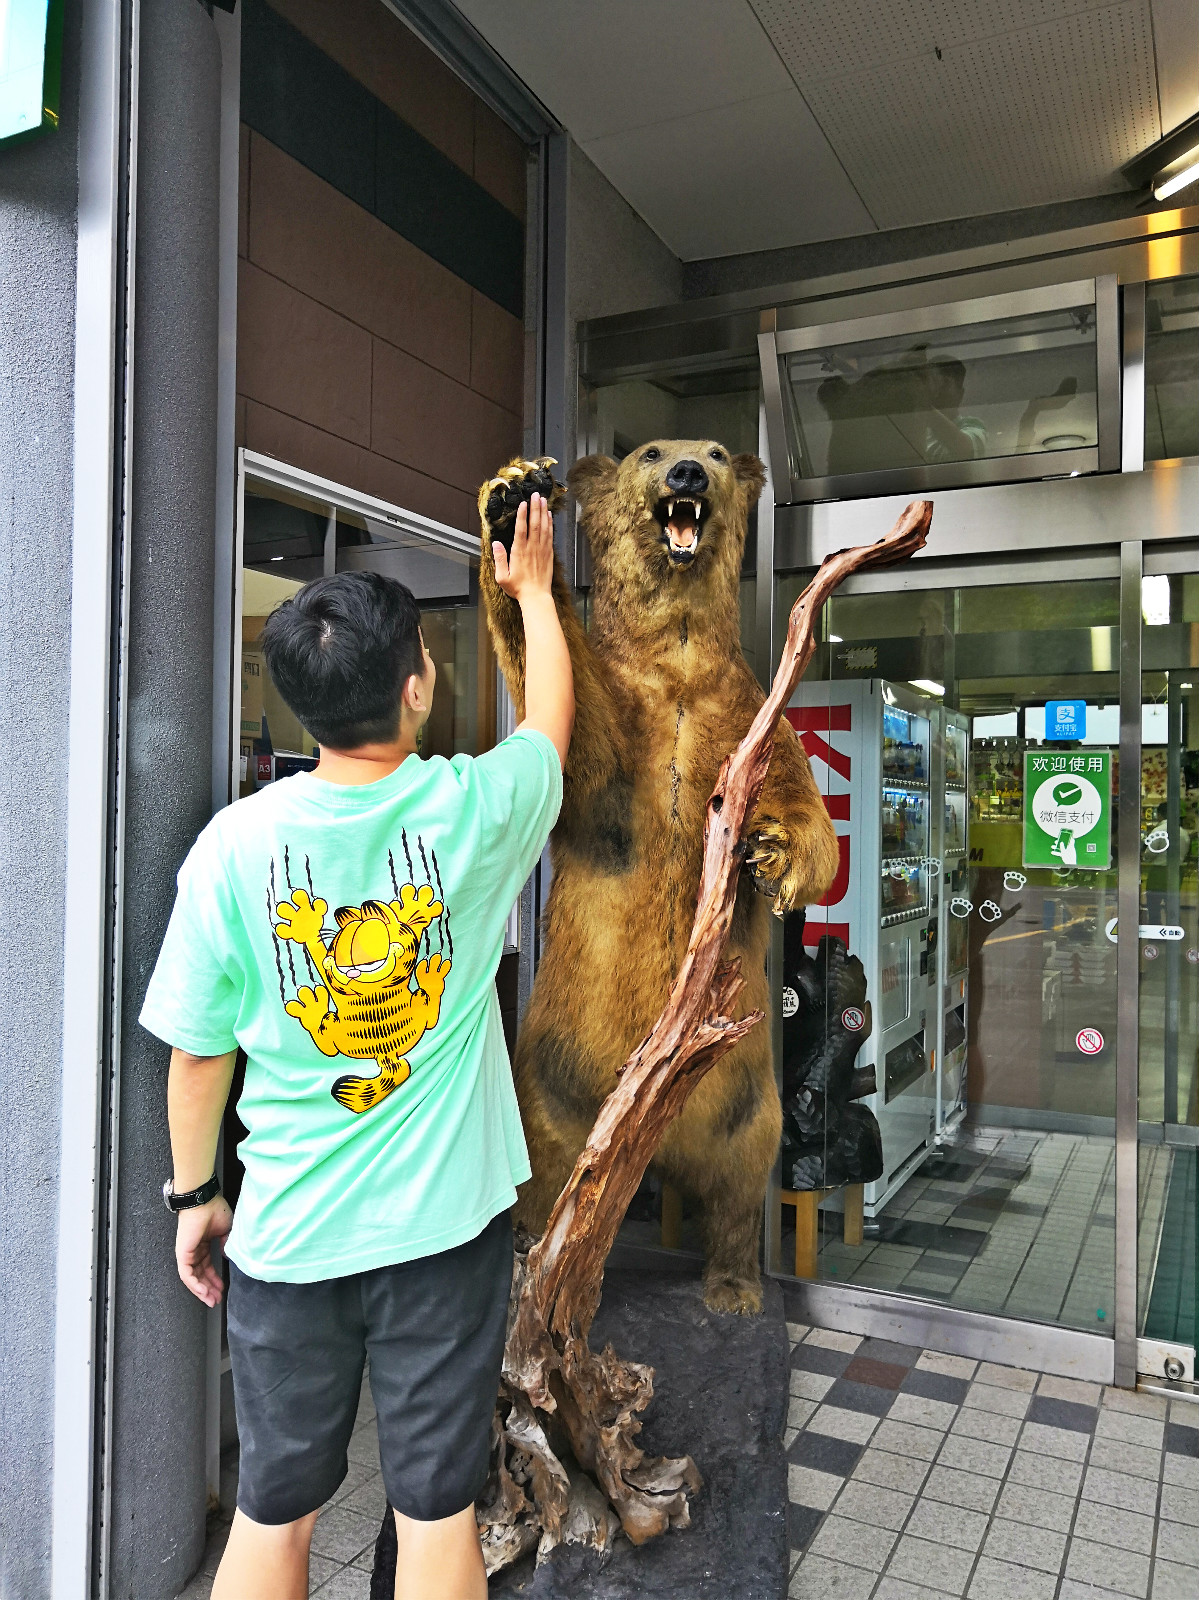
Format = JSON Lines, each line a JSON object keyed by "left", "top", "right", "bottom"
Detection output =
{"left": 141, "top": 494, "right": 571, "bottom": 1600}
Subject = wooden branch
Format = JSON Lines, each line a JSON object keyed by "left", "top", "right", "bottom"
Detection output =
{"left": 478, "top": 499, "right": 932, "bottom": 1569}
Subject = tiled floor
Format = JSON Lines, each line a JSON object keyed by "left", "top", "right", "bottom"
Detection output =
{"left": 798, "top": 1126, "right": 1172, "bottom": 1337}
{"left": 783, "top": 1319, "right": 1199, "bottom": 1600}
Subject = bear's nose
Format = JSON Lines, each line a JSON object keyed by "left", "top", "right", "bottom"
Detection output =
{"left": 664, "top": 458, "right": 709, "bottom": 496}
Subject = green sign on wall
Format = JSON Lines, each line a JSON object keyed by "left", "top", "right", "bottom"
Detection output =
{"left": 1023, "top": 750, "right": 1112, "bottom": 870}
{"left": 0, "top": 0, "right": 63, "bottom": 148}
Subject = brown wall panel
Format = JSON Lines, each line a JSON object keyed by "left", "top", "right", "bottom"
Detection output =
{"left": 239, "top": 260, "right": 373, "bottom": 445}
{"left": 244, "top": 397, "right": 475, "bottom": 532}
{"left": 269, "top": 0, "right": 476, "bottom": 176}
{"left": 472, "top": 100, "right": 527, "bottom": 221}
{"left": 371, "top": 335, "right": 521, "bottom": 496}
{"left": 469, "top": 288, "right": 525, "bottom": 413}
{"left": 247, "top": 133, "right": 473, "bottom": 385}
{"left": 236, "top": 6, "right": 527, "bottom": 528}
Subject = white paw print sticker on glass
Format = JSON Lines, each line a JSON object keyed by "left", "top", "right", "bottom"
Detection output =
{"left": 1004, "top": 871, "right": 1027, "bottom": 892}
{"left": 979, "top": 900, "right": 1002, "bottom": 922}
{"left": 950, "top": 897, "right": 973, "bottom": 918}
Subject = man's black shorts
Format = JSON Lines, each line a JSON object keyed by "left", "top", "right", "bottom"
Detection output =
{"left": 226, "top": 1211, "right": 513, "bottom": 1525}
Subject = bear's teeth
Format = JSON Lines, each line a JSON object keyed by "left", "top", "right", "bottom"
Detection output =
{"left": 668, "top": 499, "right": 675, "bottom": 518}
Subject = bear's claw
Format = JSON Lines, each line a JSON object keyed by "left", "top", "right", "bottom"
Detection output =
{"left": 746, "top": 817, "right": 808, "bottom": 916}
{"left": 480, "top": 458, "right": 565, "bottom": 553}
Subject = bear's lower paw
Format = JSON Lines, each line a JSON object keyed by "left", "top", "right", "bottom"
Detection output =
{"left": 702, "top": 1273, "right": 763, "bottom": 1316}
{"left": 481, "top": 458, "right": 564, "bottom": 554}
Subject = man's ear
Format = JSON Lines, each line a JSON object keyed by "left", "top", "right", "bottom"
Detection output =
{"left": 731, "top": 452, "right": 767, "bottom": 508}
{"left": 566, "top": 454, "right": 618, "bottom": 515}
{"left": 401, "top": 670, "right": 427, "bottom": 713}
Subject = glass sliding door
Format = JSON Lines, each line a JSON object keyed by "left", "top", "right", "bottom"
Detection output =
{"left": 774, "top": 562, "right": 1125, "bottom": 1337}
{"left": 1137, "top": 561, "right": 1199, "bottom": 1382}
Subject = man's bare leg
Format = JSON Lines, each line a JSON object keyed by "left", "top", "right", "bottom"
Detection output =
{"left": 393, "top": 1504, "right": 485, "bottom": 1600}
{"left": 211, "top": 1506, "right": 318, "bottom": 1600}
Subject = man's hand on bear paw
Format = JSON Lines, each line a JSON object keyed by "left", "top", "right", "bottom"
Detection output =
{"left": 746, "top": 817, "right": 806, "bottom": 915}
{"left": 482, "top": 459, "right": 562, "bottom": 555}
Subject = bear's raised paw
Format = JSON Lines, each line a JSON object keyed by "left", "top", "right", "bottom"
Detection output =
{"left": 479, "top": 458, "right": 565, "bottom": 554}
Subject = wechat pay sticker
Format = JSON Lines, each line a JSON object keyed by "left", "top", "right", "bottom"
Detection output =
{"left": 1032, "top": 774, "right": 1103, "bottom": 868}
{"left": 782, "top": 986, "right": 799, "bottom": 1019}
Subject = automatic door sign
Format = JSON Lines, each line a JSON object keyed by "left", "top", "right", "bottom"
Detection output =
{"left": 841, "top": 1006, "right": 865, "bottom": 1032}
{"left": 1105, "top": 918, "right": 1185, "bottom": 945}
{"left": 1023, "top": 751, "right": 1111, "bottom": 870}
{"left": 1077, "top": 1027, "right": 1105, "bottom": 1055}
{"left": 782, "top": 986, "right": 799, "bottom": 1019}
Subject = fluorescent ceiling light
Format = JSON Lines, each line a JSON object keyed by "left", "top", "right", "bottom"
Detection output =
{"left": 829, "top": 633, "right": 842, "bottom": 642}
{"left": 909, "top": 679, "right": 944, "bottom": 697}
{"left": 1154, "top": 152, "right": 1199, "bottom": 200}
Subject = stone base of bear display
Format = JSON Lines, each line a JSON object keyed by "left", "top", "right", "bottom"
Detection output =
{"left": 478, "top": 447, "right": 839, "bottom": 1314}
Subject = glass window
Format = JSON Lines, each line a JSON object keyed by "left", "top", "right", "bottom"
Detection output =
{"left": 237, "top": 477, "right": 489, "bottom": 797}
{"left": 1145, "top": 275, "right": 1199, "bottom": 462}
{"left": 781, "top": 304, "right": 1098, "bottom": 482}
{"left": 588, "top": 359, "right": 760, "bottom": 460}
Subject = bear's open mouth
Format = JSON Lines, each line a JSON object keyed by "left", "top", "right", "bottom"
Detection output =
{"left": 654, "top": 496, "right": 707, "bottom": 565}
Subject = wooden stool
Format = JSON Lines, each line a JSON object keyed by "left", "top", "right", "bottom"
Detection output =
{"left": 660, "top": 1181, "right": 684, "bottom": 1249}
{"left": 781, "top": 1184, "right": 864, "bottom": 1279}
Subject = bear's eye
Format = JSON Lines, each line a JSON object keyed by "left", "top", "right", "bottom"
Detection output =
{"left": 709, "top": 448, "right": 726, "bottom": 462}
{"left": 641, "top": 447, "right": 661, "bottom": 463}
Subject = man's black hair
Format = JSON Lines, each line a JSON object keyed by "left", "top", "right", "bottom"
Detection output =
{"left": 260, "top": 571, "right": 423, "bottom": 750}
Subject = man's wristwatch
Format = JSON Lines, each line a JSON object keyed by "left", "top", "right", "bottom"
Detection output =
{"left": 163, "top": 1173, "right": 221, "bottom": 1213}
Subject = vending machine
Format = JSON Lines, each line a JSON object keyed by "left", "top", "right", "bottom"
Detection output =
{"left": 786, "top": 680, "right": 966, "bottom": 1213}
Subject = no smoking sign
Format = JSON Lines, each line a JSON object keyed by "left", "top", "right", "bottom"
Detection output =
{"left": 1076, "top": 1027, "right": 1105, "bottom": 1056}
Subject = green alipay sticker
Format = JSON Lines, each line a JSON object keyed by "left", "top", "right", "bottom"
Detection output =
{"left": 1023, "top": 750, "right": 1111, "bottom": 870}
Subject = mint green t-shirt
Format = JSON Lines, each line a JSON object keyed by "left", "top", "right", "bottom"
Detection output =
{"left": 140, "top": 730, "right": 561, "bottom": 1283}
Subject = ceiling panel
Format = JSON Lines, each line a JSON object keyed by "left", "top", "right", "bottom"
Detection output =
{"left": 452, "top": 0, "right": 794, "bottom": 142}
{"left": 753, "top": 0, "right": 1161, "bottom": 228}
{"left": 582, "top": 87, "right": 878, "bottom": 257}
{"left": 1151, "top": 0, "right": 1199, "bottom": 132}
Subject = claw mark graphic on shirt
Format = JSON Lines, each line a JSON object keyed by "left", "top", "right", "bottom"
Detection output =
{"left": 272, "top": 874, "right": 451, "bottom": 1115}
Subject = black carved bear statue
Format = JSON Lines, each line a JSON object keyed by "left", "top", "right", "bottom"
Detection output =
{"left": 780, "top": 913, "right": 884, "bottom": 1191}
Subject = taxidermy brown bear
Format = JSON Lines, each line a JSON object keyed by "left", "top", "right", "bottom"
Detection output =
{"left": 478, "top": 445, "right": 838, "bottom": 1313}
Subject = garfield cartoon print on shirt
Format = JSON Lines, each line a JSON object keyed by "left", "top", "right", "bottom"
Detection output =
{"left": 269, "top": 837, "right": 453, "bottom": 1114}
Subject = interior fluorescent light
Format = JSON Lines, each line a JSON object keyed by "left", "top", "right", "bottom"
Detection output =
{"left": 1143, "top": 573, "right": 1171, "bottom": 627}
{"left": 1154, "top": 153, "right": 1199, "bottom": 200}
{"left": 829, "top": 633, "right": 842, "bottom": 642}
{"left": 909, "top": 679, "right": 944, "bottom": 697}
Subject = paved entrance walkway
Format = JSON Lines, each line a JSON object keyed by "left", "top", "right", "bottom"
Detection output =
{"left": 784, "top": 1323, "right": 1199, "bottom": 1599}
{"left": 178, "top": 1331, "right": 1199, "bottom": 1598}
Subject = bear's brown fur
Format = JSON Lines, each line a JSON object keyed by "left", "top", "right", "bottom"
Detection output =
{"left": 478, "top": 443, "right": 839, "bottom": 1312}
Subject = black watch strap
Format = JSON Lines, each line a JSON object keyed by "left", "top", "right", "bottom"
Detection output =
{"left": 163, "top": 1173, "right": 221, "bottom": 1213}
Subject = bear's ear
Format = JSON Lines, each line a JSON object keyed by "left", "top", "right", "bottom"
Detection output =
{"left": 731, "top": 453, "right": 767, "bottom": 507}
{"left": 566, "top": 454, "right": 618, "bottom": 514}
